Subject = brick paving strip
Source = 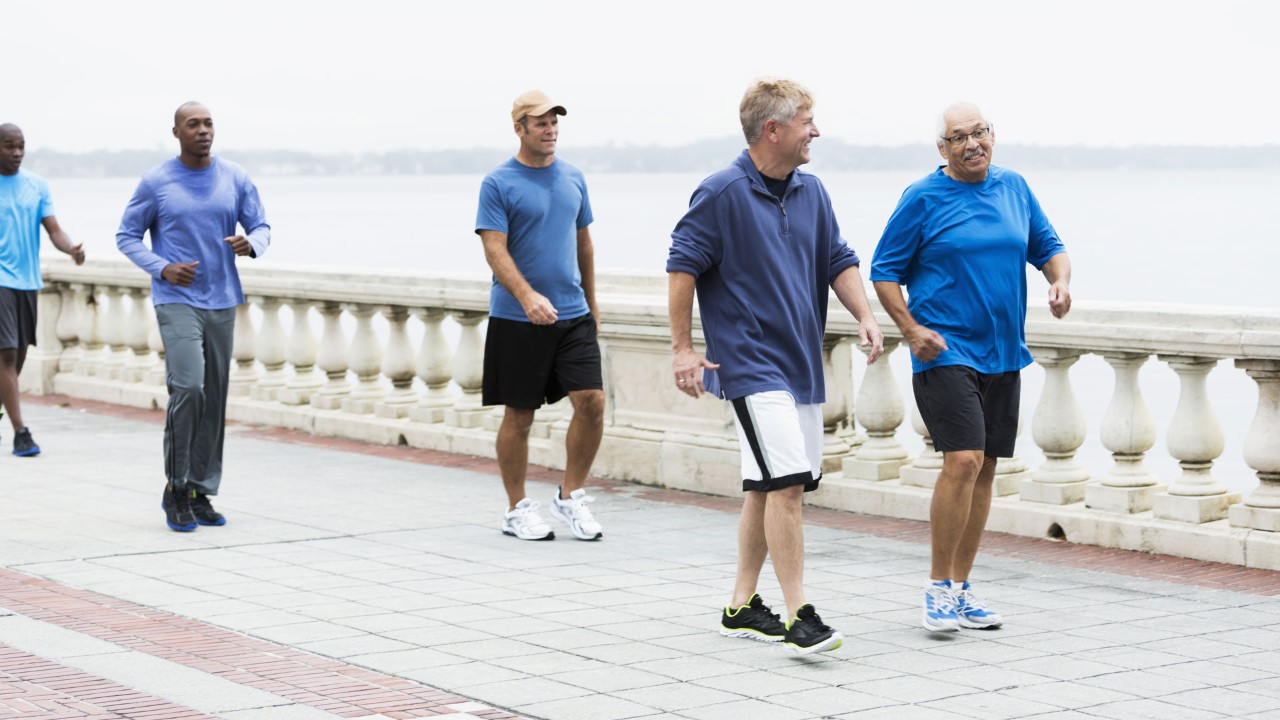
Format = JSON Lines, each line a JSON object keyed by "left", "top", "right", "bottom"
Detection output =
{"left": 0, "top": 569, "right": 525, "bottom": 719}
{"left": 27, "top": 393, "right": 1280, "bottom": 599}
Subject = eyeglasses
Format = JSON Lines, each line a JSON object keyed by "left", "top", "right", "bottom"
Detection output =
{"left": 941, "top": 126, "right": 991, "bottom": 145}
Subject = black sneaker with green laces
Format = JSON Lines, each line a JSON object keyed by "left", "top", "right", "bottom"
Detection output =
{"left": 720, "top": 593, "right": 786, "bottom": 642}
{"left": 784, "top": 604, "right": 843, "bottom": 655}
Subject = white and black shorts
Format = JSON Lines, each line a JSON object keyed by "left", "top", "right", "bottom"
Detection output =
{"left": 730, "top": 391, "right": 823, "bottom": 493}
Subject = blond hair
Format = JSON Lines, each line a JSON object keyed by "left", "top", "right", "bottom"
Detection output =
{"left": 739, "top": 78, "right": 814, "bottom": 145}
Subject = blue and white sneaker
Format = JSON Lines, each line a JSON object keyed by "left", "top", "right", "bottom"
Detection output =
{"left": 954, "top": 581, "right": 1003, "bottom": 629}
{"left": 923, "top": 579, "right": 960, "bottom": 632}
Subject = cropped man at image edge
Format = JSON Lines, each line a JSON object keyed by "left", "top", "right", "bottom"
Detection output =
{"left": 476, "top": 90, "right": 606, "bottom": 542}
{"left": 117, "top": 102, "right": 270, "bottom": 532}
{"left": 0, "top": 122, "right": 86, "bottom": 457}
{"left": 668, "top": 78, "right": 884, "bottom": 654}
{"left": 871, "top": 102, "right": 1071, "bottom": 632}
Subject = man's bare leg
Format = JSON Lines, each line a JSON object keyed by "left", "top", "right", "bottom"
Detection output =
{"left": 496, "top": 406, "right": 536, "bottom": 511}
{"left": 561, "top": 389, "right": 604, "bottom": 498}
{"left": 0, "top": 347, "right": 26, "bottom": 432}
{"left": 953, "top": 457, "right": 997, "bottom": 583}
{"left": 929, "top": 450, "right": 984, "bottom": 581}
{"left": 730, "top": 491, "right": 768, "bottom": 607}
{"left": 764, "top": 484, "right": 807, "bottom": 619}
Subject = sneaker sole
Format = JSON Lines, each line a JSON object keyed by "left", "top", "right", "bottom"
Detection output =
{"left": 720, "top": 627, "right": 784, "bottom": 643}
{"left": 12, "top": 449, "right": 40, "bottom": 457}
{"left": 958, "top": 616, "right": 1003, "bottom": 629}
{"left": 501, "top": 529, "right": 555, "bottom": 541}
{"left": 922, "top": 615, "right": 960, "bottom": 632}
{"left": 785, "top": 633, "right": 843, "bottom": 655}
{"left": 196, "top": 518, "right": 227, "bottom": 527}
{"left": 549, "top": 505, "right": 603, "bottom": 541}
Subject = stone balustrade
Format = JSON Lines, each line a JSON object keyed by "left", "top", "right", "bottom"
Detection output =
{"left": 28, "top": 258, "right": 1280, "bottom": 569}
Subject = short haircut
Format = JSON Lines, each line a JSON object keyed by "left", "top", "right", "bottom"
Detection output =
{"left": 0, "top": 123, "right": 21, "bottom": 139}
{"left": 174, "top": 101, "right": 208, "bottom": 127}
{"left": 936, "top": 102, "right": 988, "bottom": 140}
{"left": 739, "top": 78, "right": 814, "bottom": 145}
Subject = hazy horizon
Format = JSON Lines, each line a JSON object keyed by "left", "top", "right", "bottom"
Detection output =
{"left": 6, "top": 0, "right": 1277, "bottom": 154}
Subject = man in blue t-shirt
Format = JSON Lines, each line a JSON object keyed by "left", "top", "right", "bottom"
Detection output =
{"left": 668, "top": 78, "right": 884, "bottom": 655}
{"left": 0, "top": 123, "right": 86, "bottom": 457}
{"left": 476, "top": 90, "right": 605, "bottom": 543}
{"left": 117, "top": 102, "right": 271, "bottom": 533}
{"left": 871, "top": 102, "right": 1071, "bottom": 634}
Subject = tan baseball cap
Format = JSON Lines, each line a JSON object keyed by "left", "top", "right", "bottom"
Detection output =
{"left": 511, "top": 90, "right": 567, "bottom": 122}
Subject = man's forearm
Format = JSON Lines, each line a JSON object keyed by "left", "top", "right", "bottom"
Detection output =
{"left": 873, "top": 280, "right": 918, "bottom": 333}
{"left": 1043, "top": 252, "right": 1071, "bottom": 286}
{"left": 832, "top": 266, "right": 875, "bottom": 323}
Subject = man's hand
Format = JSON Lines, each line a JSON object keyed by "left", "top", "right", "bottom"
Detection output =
{"left": 161, "top": 261, "right": 199, "bottom": 287}
{"left": 66, "top": 243, "right": 86, "bottom": 266}
{"left": 520, "top": 292, "right": 558, "bottom": 325}
{"left": 225, "top": 235, "right": 254, "bottom": 257}
{"left": 859, "top": 318, "right": 886, "bottom": 365}
{"left": 1048, "top": 283, "right": 1072, "bottom": 318}
{"left": 672, "top": 348, "right": 720, "bottom": 398}
{"left": 905, "top": 325, "right": 948, "bottom": 363}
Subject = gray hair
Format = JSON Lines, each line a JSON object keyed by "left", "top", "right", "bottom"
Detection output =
{"left": 739, "top": 78, "right": 814, "bottom": 145}
{"left": 936, "top": 101, "right": 988, "bottom": 140}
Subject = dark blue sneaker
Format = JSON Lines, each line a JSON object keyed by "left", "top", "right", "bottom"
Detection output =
{"left": 12, "top": 428, "right": 40, "bottom": 457}
{"left": 189, "top": 491, "right": 226, "bottom": 526}
{"left": 161, "top": 484, "right": 197, "bottom": 532}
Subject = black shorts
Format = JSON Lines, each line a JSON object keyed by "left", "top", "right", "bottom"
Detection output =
{"left": 0, "top": 288, "right": 38, "bottom": 351}
{"left": 912, "top": 365, "right": 1020, "bottom": 458}
{"left": 482, "top": 313, "right": 603, "bottom": 409}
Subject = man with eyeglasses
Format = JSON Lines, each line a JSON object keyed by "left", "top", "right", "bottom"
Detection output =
{"left": 871, "top": 102, "right": 1071, "bottom": 633}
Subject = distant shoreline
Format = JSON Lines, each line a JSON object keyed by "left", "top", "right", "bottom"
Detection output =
{"left": 25, "top": 137, "right": 1280, "bottom": 177}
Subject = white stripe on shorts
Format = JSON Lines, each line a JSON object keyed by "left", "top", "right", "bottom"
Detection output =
{"left": 731, "top": 391, "right": 823, "bottom": 492}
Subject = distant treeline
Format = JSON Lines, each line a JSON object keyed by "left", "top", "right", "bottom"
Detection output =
{"left": 25, "top": 138, "right": 1280, "bottom": 177}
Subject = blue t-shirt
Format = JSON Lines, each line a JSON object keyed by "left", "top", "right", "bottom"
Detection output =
{"left": 870, "top": 165, "right": 1066, "bottom": 374}
{"left": 116, "top": 157, "right": 271, "bottom": 310}
{"left": 475, "top": 157, "right": 593, "bottom": 322}
{"left": 667, "top": 150, "right": 861, "bottom": 403}
{"left": 0, "top": 170, "right": 55, "bottom": 290}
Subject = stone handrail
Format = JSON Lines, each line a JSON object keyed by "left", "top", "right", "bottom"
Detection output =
{"left": 30, "top": 257, "right": 1280, "bottom": 569}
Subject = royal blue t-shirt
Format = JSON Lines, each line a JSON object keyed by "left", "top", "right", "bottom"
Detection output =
{"left": 0, "top": 170, "right": 55, "bottom": 290}
{"left": 475, "top": 157, "right": 593, "bottom": 322}
{"left": 116, "top": 157, "right": 271, "bottom": 310}
{"left": 870, "top": 165, "right": 1066, "bottom": 374}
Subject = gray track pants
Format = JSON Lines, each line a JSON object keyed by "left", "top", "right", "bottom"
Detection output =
{"left": 155, "top": 304, "right": 235, "bottom": 495}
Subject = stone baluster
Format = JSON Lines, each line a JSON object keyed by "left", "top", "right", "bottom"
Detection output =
{"left": 445, "top": 311, "right": 489, "bottom": 428}
{"left": 820, "top": 336, "right": 852, "bottom": 473}
{"left": 409, "top": 308, "right": 453, "bottom": 423}
{"left": 1021, "top": 348, "right": 1089, "bottom": 504}
{"left": 1228, "top": 360, "right": 1280, "bottom": 531}
{"left": 311, "top": 302, "right": 351, "bottom": 410}
{"left": 146, "top": 306, "right": 166, "bottom": 386}
{"left": 280, "top": 300, "right": 323, "bottom": 406}
{"left": 250, "top": 297, "right": 288, "bottom": 402}
{"left": 340, "top": 303, "right": 387, "bottom": 413}
{"left": 229, "top": 303, "right": 259, "bottom": 396}
{"left": 900, "top": 399, "right": 942, "bottom": 489}
{"left": 375, "top": 306, "right": 420, "bottom": 418}
{"left": 26, "top": 287, "right": 64, "bottom": 394}
{"left": 75, "top": 285, "right": 106, "bottom": 376}
{"left": 1086, "top": 353, "right": 1163, "bottom": 513}
{"left": 101, "top": 286, "right": 131, "bottom": 380}
{"left": 843, "top": 340, "right": 909, "bottom": 481}
{"left": 1153, "top": 356, "right": 1240, "bottom": 523}
{"left": 123, "top": 288, "right": 155, "bottom": 382}
{"left": 56, "top": 285, "right": 83, "bottom": 373}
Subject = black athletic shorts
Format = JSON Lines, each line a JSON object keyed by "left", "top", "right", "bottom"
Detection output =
{"left": 0, "top": 287, "right": 38, "bottom": 351}
{"left": 912, "top": 365, "right": 1020, "bottom": 458}
{"left": 482, "top": 313, "right": 603, "bottom": 409}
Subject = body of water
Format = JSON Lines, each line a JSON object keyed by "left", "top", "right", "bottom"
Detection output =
{"left": 42, "top": 168, "right": 1280, "bottom": 494}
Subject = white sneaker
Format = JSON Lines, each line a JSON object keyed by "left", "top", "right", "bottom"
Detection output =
{"left": 502, "top": 499, "right": 555, "bottom": 541}
{"left": 549, "top": 487, "right": 603, "bottom": 540}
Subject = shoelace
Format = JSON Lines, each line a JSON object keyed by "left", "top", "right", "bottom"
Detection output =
{"left": 514, "top": 501, "right": 545, "bottom": 525}
{"left": 927, "top": 585, "right": 958, "bottom": 615}
{"left": 954, "top": 588, "right": 989, "bottom": 615}
{"left": 565, "top": 493, "right": 596, "bottom": 521}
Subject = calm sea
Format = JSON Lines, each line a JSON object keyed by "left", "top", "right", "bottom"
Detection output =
{"left": 46, "top": 169, "right": 1280, "bottom": 493}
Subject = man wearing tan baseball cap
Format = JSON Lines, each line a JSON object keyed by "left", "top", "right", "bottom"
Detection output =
{"left": 476, "top": 90, "right": 605, "bottom": 543}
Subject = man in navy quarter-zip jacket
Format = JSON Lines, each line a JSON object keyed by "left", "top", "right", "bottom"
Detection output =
{"left": 667, "top": 77, "right": 884, "bottom": 655}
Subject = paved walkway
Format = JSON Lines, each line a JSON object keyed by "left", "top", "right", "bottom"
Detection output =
{"left": 3, "top": 396, "right": 1279, "bottom": 720}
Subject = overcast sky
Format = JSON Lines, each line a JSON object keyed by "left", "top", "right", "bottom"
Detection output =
{"left": 8, "top": 0, "right": 1277, "bottom": 153}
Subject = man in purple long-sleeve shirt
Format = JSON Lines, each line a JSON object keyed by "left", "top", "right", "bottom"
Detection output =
{"left": 117, "top": 101, "right": 271, "bottom": 532}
